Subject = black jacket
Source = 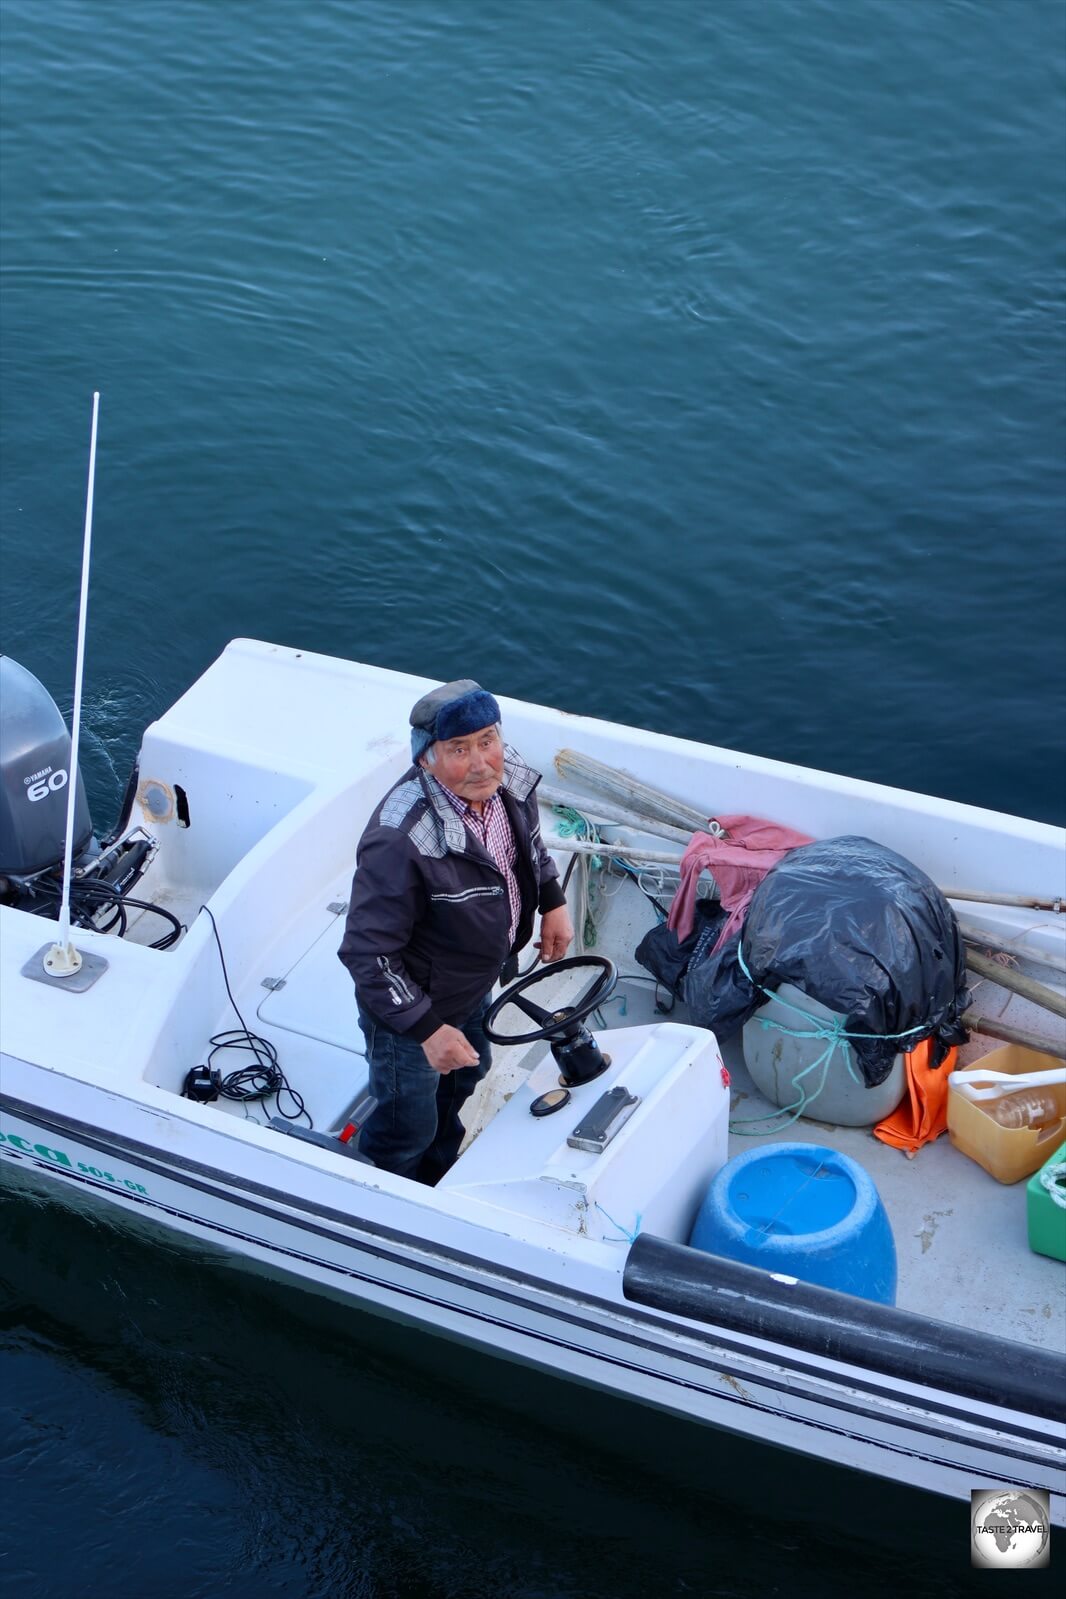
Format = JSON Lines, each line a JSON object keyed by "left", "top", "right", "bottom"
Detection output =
{"left": 338, "top": 749, "right": 566, "bottom": 1041}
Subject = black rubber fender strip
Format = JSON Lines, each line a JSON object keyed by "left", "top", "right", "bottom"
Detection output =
{"left": 622, "top": 1232, "right": 1066, "bottom": 1423}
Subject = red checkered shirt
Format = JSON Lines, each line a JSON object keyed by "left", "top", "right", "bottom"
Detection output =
{"left": 434, "top": 779, "right": 521, "bottom": 946}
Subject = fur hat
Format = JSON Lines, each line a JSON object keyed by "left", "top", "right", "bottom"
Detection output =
{"left": 409, "top": 679, "right": 501, "bottom": 760}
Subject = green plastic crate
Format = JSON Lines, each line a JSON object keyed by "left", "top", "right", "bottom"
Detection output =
{"left": 1027, "top": 1141, "right": 1066, "bottom": 1262}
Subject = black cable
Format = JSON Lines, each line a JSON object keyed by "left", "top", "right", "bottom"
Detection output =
{"left": 605, "top": 857, "right": 669, "bottom": 920}
{"left": 200, "top": 904, "right": 311, "bottom": 1127}
{"left": 31, "top": 874, "right": 184, "bottom": 950}
{"left": 68, "top": 879, "right": 184, "bottom": 949}
{"left": 591, "top": 972, "right": 679, "bottom": 1027}
{"left": 90, "top": 896, "right": 128, "bottom": 937}
{"left": 610, "top": 970, "right": 677, "bottom": 1014}
{"left": 100, "top": 757, "right": 141, "bottom": 849}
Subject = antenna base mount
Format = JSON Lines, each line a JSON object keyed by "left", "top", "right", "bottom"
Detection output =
{"left": 23, "top": 942, "right": 109, "bottom": 993}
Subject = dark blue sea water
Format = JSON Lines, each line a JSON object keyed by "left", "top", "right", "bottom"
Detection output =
{"left": 1, "top": 1, "right": 1063, "bottom": 1594}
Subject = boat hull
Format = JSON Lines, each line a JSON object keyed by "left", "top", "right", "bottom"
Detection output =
{"left": 3, "top": 1064, "right": 1063, "bottom": 1526}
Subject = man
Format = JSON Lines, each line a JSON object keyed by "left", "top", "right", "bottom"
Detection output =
{"left": 338, "top": 679, "right": 574, "bottom": 1184}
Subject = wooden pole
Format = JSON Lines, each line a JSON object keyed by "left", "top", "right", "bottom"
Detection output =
{"left": 946, "top": 888, "right": 1064, "bottom": 912}
{"left": 538, "top": 783, "right": 694, "bottom": 846}
{"left": 965, "top": 948, "right": 1066, "bottom": 1019}
{"left": 962, "top": 1009, "right": 1066, "bottom": 1062}
{"left": 959, "top": 922, "right": 1066, "bottom": 978}
{"left": 542, "top": 833, "right": 685, "bottom": 866}
{"left": 555, "top": 749, "right": 723, "bottom": 837}
{"left": 553, "top": 753, "right": 1064, "bottom": 913}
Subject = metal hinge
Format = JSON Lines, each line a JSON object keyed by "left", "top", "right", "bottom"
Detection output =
{"left": 327, "top": 901, "right": 348, "bottom": 915}
{"left": 261, "top": 976, "right": 286, "bottom": 992}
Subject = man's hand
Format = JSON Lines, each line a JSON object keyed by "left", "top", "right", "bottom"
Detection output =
{"left": 536, "top": 904, "right": 574, "bottom": 963}
{"left": 422, "top": 1024, "right": 480, "bottom": 1074}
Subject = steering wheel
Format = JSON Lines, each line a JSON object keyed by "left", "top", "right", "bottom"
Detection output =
{"left": 483, "top": 955, "right": 618, "bottom": 1046}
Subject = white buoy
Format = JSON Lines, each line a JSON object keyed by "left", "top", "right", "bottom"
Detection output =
{"left": 44, "top": 392, "right": 100, "bottom": 979}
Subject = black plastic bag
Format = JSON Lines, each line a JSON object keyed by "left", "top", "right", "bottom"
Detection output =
{"left": 679, "top": 836, "right": 969, "bottom": 1085}
{"left": 634, "top": 899, "right": 728, "bottom": 998}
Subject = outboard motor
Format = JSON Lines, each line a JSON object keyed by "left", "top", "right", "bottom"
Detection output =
{"left": 0, "top": 656, "right": 171, "bottom": 942}
{"left": 0, "top": 655, "right": 93, "bottom": 894}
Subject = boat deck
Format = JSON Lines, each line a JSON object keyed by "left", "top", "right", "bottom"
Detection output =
{"left": 177, "top": 834, "right": 1065, "bottom": 1354}
{"left": 470, "top": 863, "right": 1066, "bottom": 1353}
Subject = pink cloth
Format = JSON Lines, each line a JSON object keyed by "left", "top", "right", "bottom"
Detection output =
{"left": 667, "top": 814, "right": 814, "bottom": 946}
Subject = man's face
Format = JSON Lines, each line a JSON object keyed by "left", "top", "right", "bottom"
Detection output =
{"left": 424, "top": 723, "right": 505, "bottom": 804}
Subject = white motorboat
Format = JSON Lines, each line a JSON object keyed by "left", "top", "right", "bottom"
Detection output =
{"left": 1, "top": 638, "right": 1064, "bottom": 1524}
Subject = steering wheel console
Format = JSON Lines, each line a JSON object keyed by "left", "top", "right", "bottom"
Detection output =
{"left": 484, "top": 955, "right": 617, "bottom": 1086}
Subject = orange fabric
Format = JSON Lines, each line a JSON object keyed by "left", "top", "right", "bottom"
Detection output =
{"left": 873, "top": 1038, "right": 958, "bottom": 1157}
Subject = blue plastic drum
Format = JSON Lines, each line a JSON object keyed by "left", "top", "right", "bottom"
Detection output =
{"left": 689, "top": 1143, "right": 897, "bottom": 1304}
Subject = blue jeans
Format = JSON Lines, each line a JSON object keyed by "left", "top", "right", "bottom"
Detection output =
{"left": 356, "top": 996, "right": 493, "bottom": 1184}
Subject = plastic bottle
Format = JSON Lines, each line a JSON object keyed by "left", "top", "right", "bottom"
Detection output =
{"left": 986, "top": 1089, "right": 1060, "bottom": 1130}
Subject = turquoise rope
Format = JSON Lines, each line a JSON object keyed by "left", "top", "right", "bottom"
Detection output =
{"left": 551, "top": 804, "right": 602, "bottom": 865}
{"left": 594, "top": 1200, "right": 643, "bottom": 1243}
{"left": 729, "top": 947, "right": 928, "bottom": 1135}
{"left": 551, "top": 804, "right": 603, "bottom": 946}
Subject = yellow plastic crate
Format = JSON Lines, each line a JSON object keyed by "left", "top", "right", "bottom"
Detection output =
{"left": 947, "top": 1044, "right": 1066, "bottom": 1184}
